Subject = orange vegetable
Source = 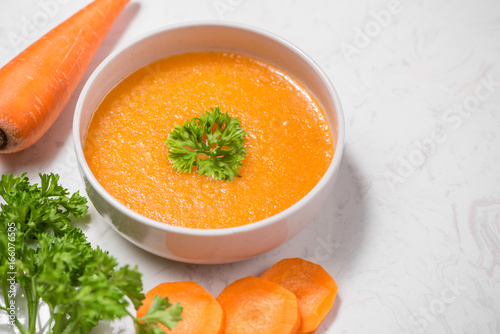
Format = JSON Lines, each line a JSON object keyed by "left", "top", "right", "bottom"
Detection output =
{"left": 216, "top": 276, "right": 300, "bottom": 334}
{"left": 83, "top": 51, "right": 334, "bottom": 229}
{"left": 137, "top": 281, "right": 224, "bottom": 334}
{"left": 0, "top": 0, "right": 129, "bottom": 153}
{"left": 259, "top": 258, "right": 338, "bottom": 334}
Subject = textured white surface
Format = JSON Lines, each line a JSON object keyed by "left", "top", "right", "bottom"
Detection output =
{"left": 1, "top": 0, "right": 500, "bottom": 333}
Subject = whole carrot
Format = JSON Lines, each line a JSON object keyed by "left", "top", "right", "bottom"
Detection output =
{"left": 0, "top": 0, "right": 129, "bottom": 153}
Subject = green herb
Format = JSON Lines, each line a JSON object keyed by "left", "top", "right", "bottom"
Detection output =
{"left": 0, "top": 173, "right": 182, "bottom": 334}
{"left": 166, "top": 106, "right": 247, "bottom": 181}
{"left": 136, "top": 295, "right": 183, "bottom": 334}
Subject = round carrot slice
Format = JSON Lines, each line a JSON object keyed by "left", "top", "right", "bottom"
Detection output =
{"left": 137, "top": 281, "right": 224, "bottom": 334}
{"left": 260, "top": 258, "right": 338, "bottom": 334}
{"left": 216, "top": 276, "right": 300, "bottom": 334}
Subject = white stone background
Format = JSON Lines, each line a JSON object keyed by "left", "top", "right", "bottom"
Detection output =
{"left": 1, "top": 0, "right": 500, "bottom": 333}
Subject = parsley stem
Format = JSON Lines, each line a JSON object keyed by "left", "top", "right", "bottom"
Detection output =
{"left": 7, "top": 319, "right": 27, "bottom": 334}
{"left": 47, "top": 312, "right": 55, "bottom": 334}
{"left": 1, "top": 276, "right": 9, "bottom": 311}
{"left": 61, "top": 319, "right": 77, "bottom": 334}
{"left": 0, "top": 276, "right": 27, "bottom": 334}
{"left": 2, "top": 277, "right": 29, "bottom": 334}
{"left": 26, "top": 278, "right": 38, "bottom": 334}
{"left": 52, "top": 312, "right": 66, "bottom": 334}
{"left": 25, "top": 284, "right": 34, "bottom": 333}
{"left": 17, "top": 320, "right": 29, "bottom": 334}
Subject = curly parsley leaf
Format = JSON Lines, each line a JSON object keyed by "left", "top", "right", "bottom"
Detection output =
{"left": 136, "top": 295, "right": 183, "bottom": 333}
{"left": 166, "top": 106, "right": 247, "bottom": 181}
{"left": 0, "top": 173, "right": 182, "bottom": 334}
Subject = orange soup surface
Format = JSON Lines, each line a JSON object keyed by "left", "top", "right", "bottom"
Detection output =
{"left": 84, "top": 52, "right": 334, "bottom": 229}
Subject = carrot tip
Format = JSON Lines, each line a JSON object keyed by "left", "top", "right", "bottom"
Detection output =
{"left": 0, "top": 129, "right": 7, "bottom": 149}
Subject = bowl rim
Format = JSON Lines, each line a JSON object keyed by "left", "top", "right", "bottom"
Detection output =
{"left": 73, "top": 20, "right": 345, "bottom": 237}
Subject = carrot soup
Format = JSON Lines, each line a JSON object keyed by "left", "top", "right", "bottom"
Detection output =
{"left": 83, "top": 51, "right": 334, "bottom": 229}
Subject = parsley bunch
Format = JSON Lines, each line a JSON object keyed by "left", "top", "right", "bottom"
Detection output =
{"left": 166, "top": 106, "right": 247, "bottom": 181}
{"left": 0, "top": 173, "right": 182, "bottom": 334}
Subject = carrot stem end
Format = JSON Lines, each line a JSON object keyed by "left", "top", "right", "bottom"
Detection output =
{"left": 0, "top": 129, "right": 7, "bottom": 149}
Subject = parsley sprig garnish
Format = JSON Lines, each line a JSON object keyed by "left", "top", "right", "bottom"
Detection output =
{"left": 166, "top": 106, "right": 247, "bottom": 181}
{"left": 0, "top": 173, "right": 182, "bottom": 333}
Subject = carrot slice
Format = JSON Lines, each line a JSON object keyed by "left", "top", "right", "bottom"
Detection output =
{"left": 260, "top": 258, "right": 337, "bottom": 334}
{"left": 216, "top": 276, "right": 300, "bottom": 334}
{"left": 0, "top": 0, "right": 129, "bottom": 153}
{"left": 137, "top": 281, "right": 224, "bottom": 334}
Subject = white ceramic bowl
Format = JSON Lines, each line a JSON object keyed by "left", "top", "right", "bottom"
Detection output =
{"left": 73, "top": 22, "right": 344, "bottom": 264}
